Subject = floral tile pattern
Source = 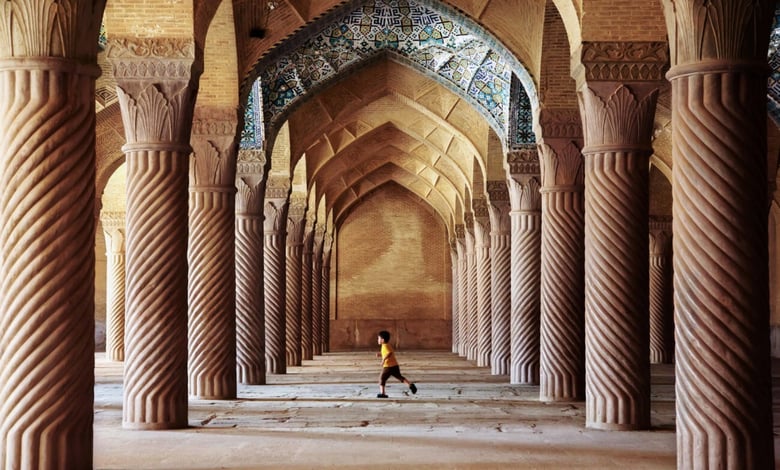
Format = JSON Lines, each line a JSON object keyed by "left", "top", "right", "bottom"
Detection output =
{"left": 768, "top": 5, "right": 780, "bottom": 126}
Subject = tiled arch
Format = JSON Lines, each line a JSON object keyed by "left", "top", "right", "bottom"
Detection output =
{"left": 242, "top": 0, "right": 537, "bottom": 149}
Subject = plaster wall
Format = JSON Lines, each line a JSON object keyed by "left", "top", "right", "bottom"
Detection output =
{"left": 332, "top": 183, "right": 452, "bottom": 350}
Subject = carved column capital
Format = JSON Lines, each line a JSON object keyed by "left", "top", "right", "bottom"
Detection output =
{"left": 487, "top": 181, "right": 511, "bottom": 235}
{"left": 236, "top": 150, "right": 265, "bottom": 215}
{"left": 506, "top": 145, "right": 540, "bottom": 178}
{"left": 101, "top": 212, "right": 126, "bottom": 252}
{"left": 107, "top": 37, "right": 201, "bottom": 149}
{"left": 538, "top": 141, "right": 584, "bottom": 188}
{"left": 454, "top": 223, "right": 466, "bottom": 242}
{"left": 263, "top": 198, "right": 289, "bottom": 234}
{"left": 190, "top": 106, "right": 239, "bottom": 188}
{"left": 508, "top": 176, "right": 542, "bottom": 212}
{"left": 662, "top": 0, "right": 773, "bottom": 67}
{"left": 649, "top": 216, "right": 673, "bottom": 256}
{"left": 266, "top": 175, "right": 290, "bottom": 199}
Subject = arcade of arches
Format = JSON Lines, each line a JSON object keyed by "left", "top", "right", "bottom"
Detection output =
{"left": 0, "top": 0, "right": 778, "bottom": 468}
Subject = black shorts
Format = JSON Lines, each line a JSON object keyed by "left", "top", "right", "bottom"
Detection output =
{"left": 380, "top": 365, "right": 406, "bottom": 385}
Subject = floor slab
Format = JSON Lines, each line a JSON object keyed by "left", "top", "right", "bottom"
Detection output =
{"left": 94, "top": 351, "right": 779, "bottom": 469}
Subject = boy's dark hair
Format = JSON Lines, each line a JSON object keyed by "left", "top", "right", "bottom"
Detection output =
{"left": 378, "top": 330, "right": 391, "bottom": 342}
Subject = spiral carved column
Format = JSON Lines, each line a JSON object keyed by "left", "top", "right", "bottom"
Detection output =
{"left": 537, "top": 109, "right": 585, "bottom": 401}
{"left": 487, "top": 182, "right": 511, "bottom": 375}
{"left": 321, "top": 234, "right": 333, "bottom": 353}
{"left": 301, "top": 226, "right": 315, "bottom": 360}
{"left": 311, "top": 225, "right": 325, "bottom": 356}
{"left": 464, "top": 218, "right": 478, "bottom": 361}
{"left": 188, "top": 107, "right": 238, "bottom": 399}
{"left": 576, "top": 42, "right": 665, "bottom": 430}
{"left": 506, "top": 149, "right": 542, "bottom": 384}
{"left": 236, "top": 152, "right": 266, "bottom": 385}
{"left": 450, "top": 245, "right": 460, "bottom": 354}
{"left": 264, "top": 180, "right": 290, "bottom": 375}
{"left": 285, "top": 198, "right": 306, "bottom": 366}
{"left": 663, "top": 1, "right": 775, "bottom": 465}
{"left": 109, "top": 38, "right": 200, "bottom": 429}
{"left": 102, "top": 212, "right": 126, "bottom": 362}
{"left": 474, "top": 202, "right": 492, "bottom": 368}
{"left": 0, "top": 15, "right": 104, "bottom": 462}
{"left": 455, "top": 228, "right": 467, "bottom": 356}
{"left": 649, "top": 217, "right": 673, "bottom": 364}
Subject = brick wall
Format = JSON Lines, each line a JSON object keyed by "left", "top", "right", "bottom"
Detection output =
{"left": 331, "top": 182, "right": 452, "bottom": 350}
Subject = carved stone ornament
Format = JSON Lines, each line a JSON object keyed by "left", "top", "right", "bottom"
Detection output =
{"left": 575, "top": 41, "right": 670, "bottom": 83}
{"left": 464, "top": 212, "right": 474, "bottom": 231}
{"left": 487, "top": 180, "right": 509, "bottom": 202}
{"left": 538, "top": 108, "right": 582, "bottom": 140}
{"left": 649, "top": 215, "right": 673, "bottom": 233}
{"left": 473, "top": 198, "right": 489, "bottom": 218}
{"left": 455, "top": 223, "right": 465, "bottom": 239}
{"left": 506, "top": 146, "right": 540, "bottom": 176}
{"left": 265, "top": 175, "right": 290, "bottom": 199}
{"left": 288, "top": 196, "right": 307, "bottom": 220}
{"left": 106, "top": 37, "right": 197, "bottom": 81}
{"left": 538, "top": 141, "right": 584, "bottom": 188}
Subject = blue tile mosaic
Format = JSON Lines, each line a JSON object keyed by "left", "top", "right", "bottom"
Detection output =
{"left": 241, "top": 80, "right": 264, "bottom": 149}
{"left": 768, "top": 4, "right": 780, "bottom": 126}
{"left": 253, "top": 0, "right": 536, "bottom": 146}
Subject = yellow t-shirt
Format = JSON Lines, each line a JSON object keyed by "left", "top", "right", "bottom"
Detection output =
{"left": 381, "top": 343, "right": 398, "bottom": 368}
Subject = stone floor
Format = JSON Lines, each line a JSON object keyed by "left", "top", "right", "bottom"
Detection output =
{"left": 94, "top": 351, "right": 780, "bottom": 469}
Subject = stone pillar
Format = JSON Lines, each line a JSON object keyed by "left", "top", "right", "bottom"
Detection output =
{"left": 474, "top": 200, "right": 492, "bottom": 367}
{"left": 109, "top": 37, "right": 200, "bottom": 429}
{"left": 235, "top": 151, "right": 266, "bottom": 384}
{"left": 300, "top": 222, "right": 315, "bottom": 360}
{"left": 264, "top": 177, "right": 290, "bottom": 374}
{"left": 0, "top": 6, "right": 104, "bottom": 465}
{"left": 311, "top": 224, "right": 325, "bottom": 356}
{"left": 649, "top": 217, "right": 673, "bottom": 364}
{"left": 506, "top": 149, "right": 542, "bottom": 384}
{"left": 188, "top": 107, "right": 238, "bottom": 399}
{"left": 455, "top": 225, "right": 467, "bottom": 356}
{"left": 662, "top": 1, "right": 775, "bottom": 466}
{"left": 487, "top": 182, "right": 511, "bottom": 375}
{"left": 102, "top": 212, "right": 126, "bottom": 362}
{"left": 575, "top": 42, "right": 666, "bottom": 431}
{"left": 321, "top": 231, "right": 333, "bottom": 353}
{"left": 464, "top": 215, "right": 477, "bottom": 361}
{"left": 285, "top": 197, "right": 306, "bottom": 366}
{"left": 537, "top": 109, "right": 585, "bottom": 400}
{"left": 450, "top": 243, "right": 460, "bottom": 354}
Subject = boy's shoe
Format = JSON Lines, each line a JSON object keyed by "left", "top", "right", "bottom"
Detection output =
{"left": 377, "top": 393, "right": 388, "bottom": 398}
{"left": 409, "top": 383, "right": 417, "bottom": 394}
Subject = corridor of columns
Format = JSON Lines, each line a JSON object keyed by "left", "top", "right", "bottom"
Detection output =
{"left": 0, "top": 0, "right": 778, "bottom": 469}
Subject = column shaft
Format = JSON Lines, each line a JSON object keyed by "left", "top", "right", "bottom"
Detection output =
{"left": 301, "top": 230, "right": 315, "bottom": 360}
{"left": 508, "top": 176, "right": 542, "bottom": 384}
{"left": 465, "top": 229, "right": 477, "bottom": 361}
{"left": 311, "top": 240, "right": 323, "bottom": 356}
{"left": 456, "top": 236, "right": 467, "bottom": 357}
{"left": 450, "top": 245, "right": 460, "bottom": 354}
{"left": 102, "top": 213, "right": 126, "bottom": 362}
{"left": 474, "top": 213, "right": 492, "bottom": 367}
{"left": 264, "top": 196, "right": 289, "bottom": 375}
{"left": 0, "top": 60, "right": 99, "bottom": 468}
{"left": 285, "top": 203, "right": 305, "bottom": 366}
{"left": 321, "top": 246, "right": 332, "bottom": 353}
{"left": 487, "top": 184, "right": 511, "bottom": 376}
{"left": 649, "top": 220, "right": 673, "bottom": 364}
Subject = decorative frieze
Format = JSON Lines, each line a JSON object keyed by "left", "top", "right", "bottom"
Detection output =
{"left": 106, "top": 37, "right": 197, "bottom": 80}
{"left": 506, "top": 145, "right": 540, "bottom": 176}
{"left": 538, "top": 108, "right": 582, "bottom": 140}
{"left": 574, "top": 41, "right": 669, "bottom": 84}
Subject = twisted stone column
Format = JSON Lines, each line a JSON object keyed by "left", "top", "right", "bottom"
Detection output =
{"left": 455, "top": 227, "right": 467, "bottom": 356}
{"left": 110, "top": 38, "right": 200, "bottom": 429}
{"left": 235, "top": 152, "right": 266, "bottom": 385}
{"left": 264, "top": 178, "right": 290, "bottom": 375}
{"left": 663, "top": 1, "right": 775, "bottom": 466}
{"left": 301, "top": 223, "right": 315, "bottom": 360}
{"left": 487, "top": 182, "right": 511, "bottom": 375}
{"left": 285, "top": 198, "right": 306, "bottom": 366}
{"left": 0, "top": 6, "right": 104, "bottom": 464}
{"left": 450, "top": 244, "right": 460, "bottom": 354}
{"left": 576, "top": 42, "right": 665, "bottom": 431}
{"left": 507, "top": 148, "right": 542, "bottom": 384}
{"left": 649, "top": 217, "right": 673, "bottom": 364}
{"left": 102, "top": 212, "right": 126, "bottom": 362}
{"left": 537, "top": 110, "right": 585, "bottom": 401}
{"left": 311, "top": 224, "right": 325, "bottom": 356}
{"left": 321, "top": 233, "right": 333, "bottom": 353}
{"left": 464, "top": 216, "right": 477, "bottom": 361}
{"left": 474, "top": 201, "right": 492, "bottom": 367}
{"left": 188, "top": 107, "right": 238, "bottom": 399}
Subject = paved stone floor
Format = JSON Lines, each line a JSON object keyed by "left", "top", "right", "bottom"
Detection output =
{"left": 94, "top": 351, "right": 780, "bottom": 469}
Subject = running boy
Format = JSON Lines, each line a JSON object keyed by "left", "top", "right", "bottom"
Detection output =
{"left": 376, "top": 330, "right": 417, "bottom": 398}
